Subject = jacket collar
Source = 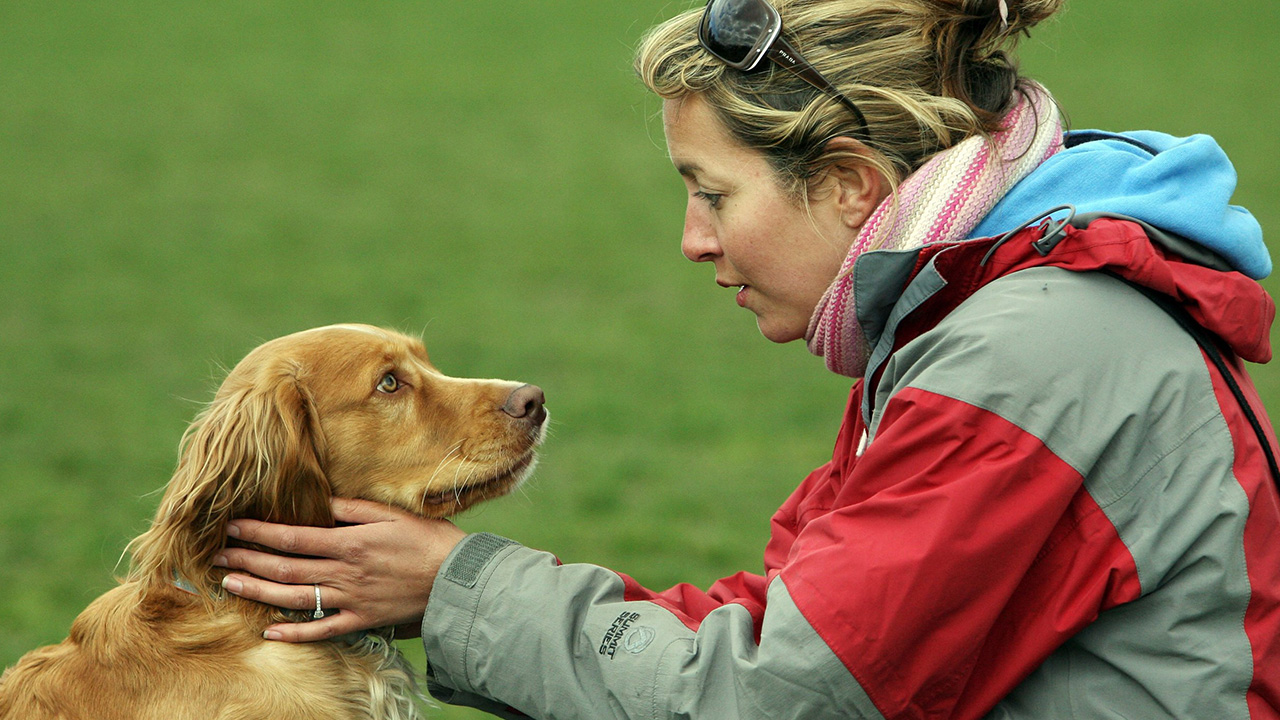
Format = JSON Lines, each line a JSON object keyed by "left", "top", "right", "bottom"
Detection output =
{"left": 854, "top": 213, "right": 1275, "bottom": 425}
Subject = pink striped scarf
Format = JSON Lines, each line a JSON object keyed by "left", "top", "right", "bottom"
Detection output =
{"left": 804, "top": 82, "right": 1064, "bottom": 378}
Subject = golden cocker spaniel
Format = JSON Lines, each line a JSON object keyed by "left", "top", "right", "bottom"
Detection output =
{"left": 0, "top": 324, "right": 547, "bottom": 720}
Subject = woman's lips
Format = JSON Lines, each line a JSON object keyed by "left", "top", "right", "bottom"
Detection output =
{"left": 736, "top": 285, "right": 748, "bottom": 307}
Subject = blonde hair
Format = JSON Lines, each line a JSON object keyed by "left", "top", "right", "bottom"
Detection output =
{"left": 636, "top": 0, "right": 1064, "bottom": 197}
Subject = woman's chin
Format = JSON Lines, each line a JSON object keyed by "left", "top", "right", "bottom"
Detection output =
{"left": 756, "top": 317, "right": 806, "bottom": 344}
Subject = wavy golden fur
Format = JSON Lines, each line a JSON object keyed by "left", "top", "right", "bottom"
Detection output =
{"left": 0, "top": 324, "right": 547, "bottom": 720}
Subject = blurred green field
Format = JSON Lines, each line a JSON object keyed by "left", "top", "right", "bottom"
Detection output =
{"left": 2, "top": 1, "right": 1276, "bottom": 716}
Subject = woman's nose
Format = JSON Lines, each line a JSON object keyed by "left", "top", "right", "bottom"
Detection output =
{"left": 681, "top": 208, "right": 720, "bottom": 263}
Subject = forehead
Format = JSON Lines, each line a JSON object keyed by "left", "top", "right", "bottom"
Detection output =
{"left": 316, "top": 324, "right": 391, "bottom": 340}
{"left": 267, "top": 325, "right": 429, "bottom": 374}
{"left": 662, "top": 95, "right": 769, "bottom": 182}
{"left": 300, "top": 324, "right": 420, "bottom": 351}
{"left": 301, "top": 328, "right": 430, "bottom": 397}
{"left": 314, "top": 325, "right": 425, "bottom": 359}
{"left": 665, "top": 96, "right": 731, "bottom": 154}
{"left": 220, "top": 326, "right": 430, "bottom": 403}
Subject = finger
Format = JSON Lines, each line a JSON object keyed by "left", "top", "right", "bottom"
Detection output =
{"left": 214, "top": 547, "right": 338, "bottom": 585}
{"left": 221, "top": 572, "right": 342, "bottom": 612}
{"left": 331, "top": 497, "right": 412, "bottom": 525}
{"left": 226, "top": 518, "right": 338, "bottom": 557}
{"left": 261, "top": 613, "right": 369, "bottom": 643}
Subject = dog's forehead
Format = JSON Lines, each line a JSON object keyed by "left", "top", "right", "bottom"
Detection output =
{"left": 221, "top": 325, "right": 432, "bottom": 403}
{"left": 310, "top": 323, "right": 388, "bottom": 340}
{"left": 258, "top": 325, "right": 429, "bottom": 373}
{"left": 305, "top": 325, "right": 425, "bottom": 361}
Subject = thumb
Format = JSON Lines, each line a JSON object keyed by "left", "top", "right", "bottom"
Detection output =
{"left": 331, "top": 497, "right": 413, "bottom": 525}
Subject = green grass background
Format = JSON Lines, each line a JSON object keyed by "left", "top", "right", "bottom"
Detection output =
{"left": 2, "top": 1, "right": 1276, "bottom": 715}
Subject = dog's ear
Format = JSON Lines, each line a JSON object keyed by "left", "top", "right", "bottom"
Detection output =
{"left": 129, "top": 362, "right": 334, "bottom": 588}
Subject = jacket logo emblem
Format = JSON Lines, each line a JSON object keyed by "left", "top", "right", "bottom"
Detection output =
{"left": 622, "top": 625, "right": 656, "bottom": 654}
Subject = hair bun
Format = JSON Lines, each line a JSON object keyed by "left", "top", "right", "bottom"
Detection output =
{"left": 930, "top": 0, "right": 1064, "bottom": 120}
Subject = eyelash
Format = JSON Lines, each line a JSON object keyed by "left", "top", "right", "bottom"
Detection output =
{"left": 694, "top": 190, "right": 724, "bottom": 209}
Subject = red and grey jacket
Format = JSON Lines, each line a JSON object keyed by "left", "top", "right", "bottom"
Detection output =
{"left": 421, "top": 216, "right": 1280, "bottom": 719}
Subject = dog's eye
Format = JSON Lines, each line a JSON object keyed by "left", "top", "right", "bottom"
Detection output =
{"left": 376, "top": 373, "right": 400, "bottom": 394}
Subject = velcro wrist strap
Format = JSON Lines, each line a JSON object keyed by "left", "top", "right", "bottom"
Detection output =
{"left": 442, "top": 532, "right": 518, "bottom": 589}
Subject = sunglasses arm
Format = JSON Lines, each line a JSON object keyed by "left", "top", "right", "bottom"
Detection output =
{"left": 766, "top": 34, "right": 870, "bottom": 139}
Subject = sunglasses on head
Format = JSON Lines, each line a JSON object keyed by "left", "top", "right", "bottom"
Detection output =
{"left": 698, "top": 0, "right": 870, "bottom": 140}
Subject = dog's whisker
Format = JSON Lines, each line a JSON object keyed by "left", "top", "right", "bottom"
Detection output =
{"left": 450, "top": 466, "right": 467, "bottom": 504}
{"left": 426, "top": 443, "right": 465, "bottom": 488}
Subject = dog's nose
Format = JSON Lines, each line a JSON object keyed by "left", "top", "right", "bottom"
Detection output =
{"left": 502, "top": 384, "right": 547, "bottom": 426}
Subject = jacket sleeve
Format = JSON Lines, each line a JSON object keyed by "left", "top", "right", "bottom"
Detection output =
{"left": 420, "top": 532, "right": 886, "bottom": 720}
{"left": 419, "top": 359, "right": 1107, "bottom": 719}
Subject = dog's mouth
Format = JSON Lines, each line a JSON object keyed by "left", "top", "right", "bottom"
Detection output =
{"left": 421, "top": 452, "right": 537, "bottom": 516}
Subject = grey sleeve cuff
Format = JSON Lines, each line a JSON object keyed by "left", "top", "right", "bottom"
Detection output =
{"left": 420, "top": 533, "right": 882, "bottom": 720}
{"left": 437, "top": 531, "right": 519, "bottom": 590}
{"left": 421, "top": 532, "right": 522, "bottom": 707}
{"left": 420, "top": 532, "right": 674, "bottom": 719}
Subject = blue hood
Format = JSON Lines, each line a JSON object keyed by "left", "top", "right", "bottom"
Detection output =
{"left": 971, "top": 130, "right": 1270, "bottom": 279}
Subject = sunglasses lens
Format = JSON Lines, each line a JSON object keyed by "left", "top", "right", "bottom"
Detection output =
{"left": 701, "top": 0, "right": 773, "bottom": 68}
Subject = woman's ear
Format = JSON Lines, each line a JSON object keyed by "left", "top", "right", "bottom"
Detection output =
{"left": 821, "top": 136, "right": 888, "bottom": 231}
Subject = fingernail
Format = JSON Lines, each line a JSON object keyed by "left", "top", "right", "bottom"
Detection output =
{"left": 263, "top": 630, "right": 283, "bottom": 641}
{"left": 212, "top": 554, "right": 228, "bottom": 567}
{"left": 226, "top": 523, "right": 241, "bottom": 538}
{"left": 221, "top": 576, "right": 243, "bottom": 593}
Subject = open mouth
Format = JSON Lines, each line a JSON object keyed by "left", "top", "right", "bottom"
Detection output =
{"left": 719, "top": 280, "right": 749, "bottom": 308}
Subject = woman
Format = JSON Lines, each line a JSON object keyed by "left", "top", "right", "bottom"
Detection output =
{"left": 216, "top": 0, "right": 1280, "bottom": 716}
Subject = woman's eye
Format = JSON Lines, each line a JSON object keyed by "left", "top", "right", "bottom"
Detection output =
{"left": 694, "top": 190, "right": 723, "bottom": 209}
{"left": 376, "top": 373, "right": 400, "bottom": 394}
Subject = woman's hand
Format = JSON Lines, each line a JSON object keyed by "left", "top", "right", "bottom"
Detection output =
{"left": 214, "top": 497, "right": 467, "bottom": 643}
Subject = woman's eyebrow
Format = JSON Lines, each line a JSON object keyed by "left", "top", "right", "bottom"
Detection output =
{"left": 675, "top": 162, "right": 702, "bottom": 179}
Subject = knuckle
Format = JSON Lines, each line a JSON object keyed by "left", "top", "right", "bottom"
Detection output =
{"left": 274, "top": 562, "right": 299, "bottom": 583}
